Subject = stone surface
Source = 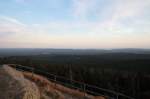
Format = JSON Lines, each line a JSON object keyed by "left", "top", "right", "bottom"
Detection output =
{"left": 0, "top": 65, "right": 40, "bottom": 99}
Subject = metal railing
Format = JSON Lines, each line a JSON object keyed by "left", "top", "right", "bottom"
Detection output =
{"left": 8, "top": 64, "right": 135, "bottom": 99}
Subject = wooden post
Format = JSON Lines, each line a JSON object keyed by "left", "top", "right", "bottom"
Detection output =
{"left": 14, "top": 65, "right": 16, "bottom": 69}
{"left": 31, "top": 67, "right": 34, "bottom": 78}
{"left": 116, "top": 94, "right": 119, "bottom": 99}
{"left": 69, "top": 64, "right": 73, "bottom": 87}
{"left": 54, "top": 75, "right": 57, "bottom": 87}
{"left": 83, "top": 83, "right": 86, "bottom": 98}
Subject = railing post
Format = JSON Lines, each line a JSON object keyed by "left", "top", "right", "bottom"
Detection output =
{"left": 14, "top": 65, "right": 16, "bottom": 69}
{"left": 31, "top": 67, "right": 34, "bottom": 78}
{"left": 84, "top": 83, "right": 86, "bottom": 98}
{"left": 54, "top": 75, "right": 57, "bottom": 87}
{"left": 116, "top": 94, "right": 119, "bottom": 99}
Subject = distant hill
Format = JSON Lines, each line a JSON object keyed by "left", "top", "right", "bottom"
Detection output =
{"left": 0, "top": 48, "right": 150, "bottom": 57}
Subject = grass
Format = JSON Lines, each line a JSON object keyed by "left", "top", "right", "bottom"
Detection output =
{"left": 22, "top": 72, "right": 106, "bottom": 99}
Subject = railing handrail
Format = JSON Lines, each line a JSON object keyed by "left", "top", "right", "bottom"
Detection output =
{"left": 7, "top": 64, "right": 135, "bottom": 99}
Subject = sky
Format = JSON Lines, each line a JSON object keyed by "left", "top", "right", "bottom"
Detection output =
{"left": 0, "top": 0, "right": 150, "bottom": 49}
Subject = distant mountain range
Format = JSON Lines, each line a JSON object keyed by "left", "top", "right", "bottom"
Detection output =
{"left": 0, "top": 48, "right": 150, "bottom": 57}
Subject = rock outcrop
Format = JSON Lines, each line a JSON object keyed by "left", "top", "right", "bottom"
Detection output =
{"left": 0, "top": 65, "right": 40, "bottom": 99}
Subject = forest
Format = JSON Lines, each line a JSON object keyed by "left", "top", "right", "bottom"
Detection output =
{"left": 0, "top": 49, "right": 150, "bottom": 99}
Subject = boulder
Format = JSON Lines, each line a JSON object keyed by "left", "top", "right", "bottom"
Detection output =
{"left": 0, "top": 65, "right": 40, "bottom": 99}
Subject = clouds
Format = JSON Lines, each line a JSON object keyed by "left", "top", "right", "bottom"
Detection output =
{"left": 71, "top": 0, "right": 150, "bottom": 35}
{"left": 96, "top": 0, "right": 150, "bottom": 34}
{"left": 72, "top": 0, "right": 150, "bottom": 20}
{"left": 72, "top": 0, "right": 96, "bottom": 19}
{"left": 0, "top": 16, "right": 99, "bottom": 48}
{"left": 0, "top": 0, "right": 150, "bottom": 48}
{"left": 110, "top": 0, "right": 149, "bottom": 19}
{"left": 109, "top": 0, "right": 150, "bottom": 26}
{"left": 0, "top": 16, "right": 25, "bottom": 37}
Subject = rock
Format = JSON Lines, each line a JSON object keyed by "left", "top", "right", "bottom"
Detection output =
{"left": 0, "top": 65, "right": 40, "bottom": 99}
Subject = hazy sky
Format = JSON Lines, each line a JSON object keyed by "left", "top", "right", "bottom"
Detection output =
{"left": 0, "top": 0, "right": 150, "bottom": 48}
